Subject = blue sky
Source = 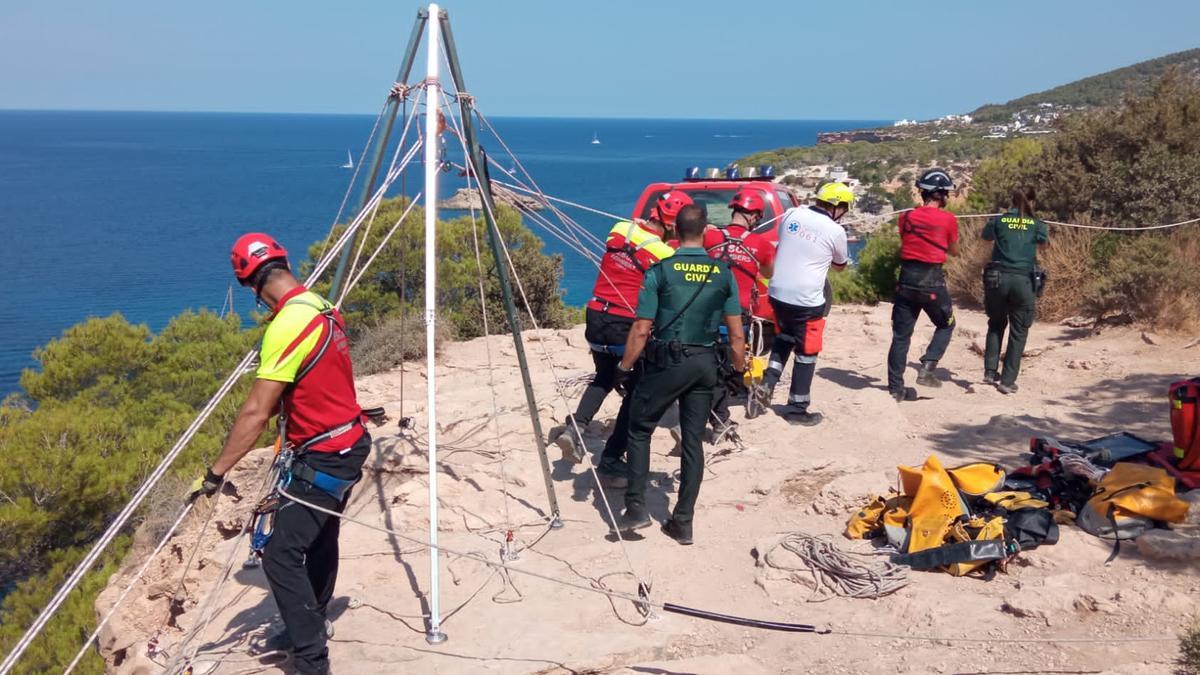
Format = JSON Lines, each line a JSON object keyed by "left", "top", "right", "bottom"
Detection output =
{"left": 2, "top": 1, "right": 1197, "bottom": 120}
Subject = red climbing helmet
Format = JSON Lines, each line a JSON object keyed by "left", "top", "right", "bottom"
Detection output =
{"left": 650, "top": 191, "right": 694, "bottom": 226}
{"left": 230, "top": 233, "right": 290, "bottom": 285}
{"left": 729, "top": 188, "right": 766, "bottom": 214}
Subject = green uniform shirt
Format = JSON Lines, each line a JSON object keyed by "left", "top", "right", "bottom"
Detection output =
{"left": 636, "top": 247, "right": 741, "bottom": 345}
{"left": 982, "top": 208, "right": 1049, "bottom": 271}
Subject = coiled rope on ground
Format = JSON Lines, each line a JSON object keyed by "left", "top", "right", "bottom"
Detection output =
{"left": 760, "top": 533, "right": 909, "bottom": 602}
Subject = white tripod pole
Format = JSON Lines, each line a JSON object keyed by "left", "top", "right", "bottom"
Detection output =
{"left": 422, "top": 2, "right": 447, "bottom": 645}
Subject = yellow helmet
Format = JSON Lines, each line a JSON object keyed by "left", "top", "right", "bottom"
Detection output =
{"left": 815, "top": 182, "right": 855, "bottom": 207}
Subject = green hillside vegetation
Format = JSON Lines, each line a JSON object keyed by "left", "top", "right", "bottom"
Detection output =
{"left": 970, "top": 47, "right": 1200, "bottom": 123}
{"left": 834, "top": 73, "right": 1200, "bottom": 329}
{"left": 742, "top": 134, "right": 1006, "bottom": 179}
{"left": 0, "top": 209, "right": 570, "bottom": 672}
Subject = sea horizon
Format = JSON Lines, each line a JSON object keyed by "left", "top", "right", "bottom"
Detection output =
{"left": 0, "top": 107, "right": 894, "bottom": 124}
{"left": 0, "top": 110, "right": 886, "bottom": 395}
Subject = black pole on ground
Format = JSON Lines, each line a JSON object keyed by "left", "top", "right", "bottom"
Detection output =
{"left": 327, "top": 10, "right": 428, "bottom": 301}
{"left": 438, "top": 11, "right": 562, "bottom": 526}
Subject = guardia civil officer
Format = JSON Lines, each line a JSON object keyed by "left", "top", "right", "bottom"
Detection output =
{"left": 190, "top": 234, "right": 370, "bottom": 675}
{"left": 547, "top": 192, "right": 690, "bottom": 485}
{"left": 612, "top": 204, "right": 746, "bottom": 545}
{"left": 982, "top": 187, "right": 1049, "bottom": 394}
{"left": 887, "top": 168, "right": 959, "bottom": 402}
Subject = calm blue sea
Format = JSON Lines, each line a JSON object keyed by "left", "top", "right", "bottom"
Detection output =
{"left": 0, "top": 111, "right": 882, "bottom": 395}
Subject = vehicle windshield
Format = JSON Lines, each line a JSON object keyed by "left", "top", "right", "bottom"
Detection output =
{"left": 639, "top": 186, "right": 784, "bottom": 228}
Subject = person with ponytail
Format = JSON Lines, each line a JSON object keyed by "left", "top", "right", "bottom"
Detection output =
{"left": 981, "top": 187, "right": 1049, "bottom": 394}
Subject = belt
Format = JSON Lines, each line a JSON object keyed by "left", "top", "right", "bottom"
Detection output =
{"left": 289, "top": 462, "right": 358, "bottom": 501}
{"left": 587, "top": 341, "right": 626, "bottom": 356}
{"left": 293, "top": 417, "right": 363, "bottom": 453}
{"left": 587, "top": 297, "right": 636, "bottom": 319}
{"left": 681, "top": 344, "right": 715, "bottom": 354}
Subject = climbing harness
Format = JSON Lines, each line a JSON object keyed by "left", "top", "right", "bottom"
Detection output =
{"left": 706, "top": 225, "right": 765, "bottom": 310}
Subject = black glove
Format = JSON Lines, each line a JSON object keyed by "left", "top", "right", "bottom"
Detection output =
{"left": 189, "top": 467, "right": 224, "bottom": 502}
{"left": 613, "top": 364, "right": 635, "bottom": 397}
{"left": 726, "top": 370, "right": 749, "bottom": 397}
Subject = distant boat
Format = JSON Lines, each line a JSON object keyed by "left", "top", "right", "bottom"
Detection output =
{"left": 591, "top": 132, "right": 601, "bottom": 145}
{"left": 342, "top": 150, "right": 354, "bottom": 169}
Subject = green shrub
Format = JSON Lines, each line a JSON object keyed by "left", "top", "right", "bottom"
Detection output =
{"left": 832, "top": 228, "right": 902, "bottom": 305}
{"left": 309, "top": 197, "right": 574, "bottom": 339}
{"left": 1181, "top": 619, "right": 1200, "bottom": 674}
{"left": 0, "top": 311, "right": 258, "bottom": 672}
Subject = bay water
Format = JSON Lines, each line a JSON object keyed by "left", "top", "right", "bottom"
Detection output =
{"left": 0, "top": 111, "right": 882, "bottom": 394}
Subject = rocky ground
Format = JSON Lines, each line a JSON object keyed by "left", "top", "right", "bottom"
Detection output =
{"left": 94, "top": 304, "right": 1200, "bottom": 674}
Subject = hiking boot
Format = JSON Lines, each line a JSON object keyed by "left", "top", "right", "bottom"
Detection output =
{"left": 983, "top": 370, "right": 1000, "bottom": 385}
{"left": 596, "top": 458, "right": 629, "bottom": 488}
{"left": 890, "top": 387, "right": 918, "bottom": 403}
{"left": 612, "top": 505, "right": 652, "bottom": 534}
{"left": 746, "top": 382, "right": 775, "bottom": 419}
{"left": 549, "top": 416, "right": 586, "bottom": 464}
{"left": 668, "top": 425, "right": 683, "bottom": 457}
{"left": 661, "top": 518, "right": 694, "bottom": 545}
{"left": 915, "top": 362, "right": 942, "bottom": 388}
{"left": 996, "top": 382, "right": 1019, "bottom": 395}
{"left": 783, "top": 409, "right": 823, "bottom": 427}
{"left": 710, "top": 419, "right": 741, "bottom": 445}
{"left": 259, "top": 620, "right": 333, "bottom": 653}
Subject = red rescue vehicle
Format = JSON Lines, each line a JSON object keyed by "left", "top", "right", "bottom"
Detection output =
{"left": 631, "top": 165, "right": 801, "bottom": 326}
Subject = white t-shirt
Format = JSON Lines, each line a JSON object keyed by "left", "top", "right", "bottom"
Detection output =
{"left": 768, "top": 206, "right": 849, "bottom": 308}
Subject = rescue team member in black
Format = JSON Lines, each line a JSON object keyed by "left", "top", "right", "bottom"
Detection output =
{"left": 703, "top": 188, "right": 775, "bottom": 441}
{"left": 548, "top": 193, "right": 688, "bottom": 486}
{"left": 611, "top": 205, "right": 746, "bottom": 544}
{"left": 191, "top": 234, "right": 369, "bottom": 675}
{"left": 887, "top": 169, "right": 960, "bottom": 402}
{"left": 982, "top": 187, "right": 1049, "bottom": 394}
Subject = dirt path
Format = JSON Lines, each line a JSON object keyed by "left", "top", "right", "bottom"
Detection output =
{"left": 95, "top": 305, "right": 1199, "bottom": 674}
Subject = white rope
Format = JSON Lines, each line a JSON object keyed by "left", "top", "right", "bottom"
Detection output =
{"left": 276, "top": 487, "right": 1176, "bottom": 647}
{"left": 0, "top": 349, "right": 254, "bottom": 675}
{"left": 337, "top": 93, "right": 425, "bottom": 305}
{"left": 0, "top": 88, "right": 421, "bottom": 675}
{"left": 317, "top": 97, "right": 392, "bottom": 263}
{"left": 61, "top": 503, "right": 196, "bottom": 674}
{"left": 434, "top": 84, "right": 517, "bottom": 536}
{"left": 490, "top": 176, "right": 626, "bottom": 224}
{"left": 760, "top": 533, "right": 908, "bottom": 602}
{"left": 1043, "top": 214, "right": 1200, "bottom": 231}
{"left": 338, "top": 188, "right": 423, "bottom": 305}
{"left": 839, "top": 206, "right": 1200, "bottom": 231}
{"left": 441, "top": 98, "right": 650, "bottom": 593}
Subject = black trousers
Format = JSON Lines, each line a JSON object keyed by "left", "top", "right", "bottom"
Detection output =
{"left": 764, "top": 298, "right": 825, "bottom": 411}
{"left": 263, "top": 432, "right": 370, "bottom": 675}
{"left": 577, "top": 308, "right": 639, "bottom": 463}
{"left": 624, "top": 350, "right": 717, "bottom": 523}
{"left": 887, "top": 284, "right": 955, "bottom": 394}
{"left": 984, "top": 270, "right": 1037, "bottom": 386}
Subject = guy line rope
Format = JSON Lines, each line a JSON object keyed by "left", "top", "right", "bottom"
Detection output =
{"left": 0, "top": 95, "right": 427, "bottom": 675}
{"left": 276, "top": 486, "right": 1177, "bottom": 646}
{"left": 436, "top": 88, "right": 651, "bottom": 594}
{"left": 21, "top": 89, "right": 1197, "bottom": 675}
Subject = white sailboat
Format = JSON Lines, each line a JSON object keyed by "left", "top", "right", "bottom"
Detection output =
{"left": 342, "top": 150, "right": 354, "bottom": 169}
{"left": 590, "top": 132, "right": 601, "bottom": 145}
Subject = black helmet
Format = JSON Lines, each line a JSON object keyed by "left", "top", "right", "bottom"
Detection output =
{"left": 916, "top": 168, "right": 955, "bottom": 193}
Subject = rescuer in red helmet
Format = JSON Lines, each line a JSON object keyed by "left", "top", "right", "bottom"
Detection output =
{"left": 190, "top": 233, "right": 369, "bottom": 675}
{"left": 547, "top": 191, "right": 690, "bottom": 486}
{"left": 699, "top": 188, "right": 776, "bottom": 441}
